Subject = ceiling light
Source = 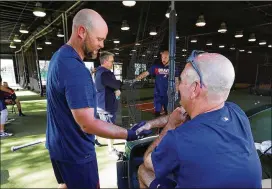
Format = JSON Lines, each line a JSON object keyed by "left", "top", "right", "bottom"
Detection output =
{"left": 131, "top": 49, "right": 136, "bottom": 52}
{"left": 57, "top": 29, "right": 64, "bottom": 37}
{"left": 33, "top": 2, "right": 46, "bottom": 17}
{"left": 268, "top": 44, "right": 272, "bottom": 48}
{"left": 113, "top": 39, "right": 120, "bottom": 44}
{"left": 129, "top": 53, "right": 132, "bottom": 56}
{"left": 37, "top": 45, "right": 43, "bottom": 50}
{"left": 259, "top": 40, "right": 266, "bottom": 45}
{"left": 230, "top": 46, "right": 235, "bottom": 50}
{"left": 121, "top": 20, "right": 130, "bottom": 31}
{"left": 190, "top": 38, "right": 197, "bottom": 43}
{"left": 114, "top": 47, "right": 119, "bottom": 51}
{"left": 19, "top": 24, "right": 29, "bottom": 34}
{"left": 45, "top": 38, "right": 51, "bottom": 45}
{"left": 218, "top": 22, "right": 227, "bottom": 33}
{"left": 182, "top": 49, "right": 187, "bottom": 52}
{"left": 13, "top": 34, "right": 21, "bottom": 42}
{"left": 142, "top": 54, "right": 145, "bottom": 57}
{"left": 219, "top": 45, "right": 225, "bottom": 48}
{"left": 239, "top": 49, "right": 245, "bottom": 52}
{"left": 122, "top": 1, "right": 136, "bottom": 7}
{"left": 135, "top": 42, "right": 141, "bottom": 46}
{"left": 149, "top": 27, "right": 157, "bottom": 36}
{"left": 115, "top": 52, "right": 119, "bottom": 55}
{"left": 165, "top": 8, "right": 177, "bottom": 18}
{"left": 248, "top": 33, "right": 256, "bottom": 42}
{"left": 247, "top": 51, "right": 252, "bottom": 54}
{"left": 206, "top": 40, "right": 212, "bottom": 46}
{"left": 195, "top": 15, "right": 206, "bottom": 27}
{"left": 182, "top": 54, "right": 186, "bottom": 57}
{"left": 154, "top": 55, "right": 157, "bottom": 58}
{"left": 235, "top": 31, "right": 243, "bottom": 38}
{"left": 176, "top": 32, "right": 179, "bottom": 39}
{"left": 9, "top": 42, "right": 16, "bottom": 48}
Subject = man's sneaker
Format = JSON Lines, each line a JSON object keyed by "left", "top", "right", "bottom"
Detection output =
{"left": 0, "top": 132, "right": 13, "bottom": 138}
{"left": 108, "top": 148, "right": 120, "bottom": 159}
{"left": 19, "top": 113, "right": 26, "bottom": 116}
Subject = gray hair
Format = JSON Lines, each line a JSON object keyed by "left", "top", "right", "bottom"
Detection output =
{"left": 184, "top": 52, "right": 235, "bottom": 100}
{"left": 72, "top": 9, "right": 93, "bottom": 31}
{"left": 99, "top": 51, "right": 114, "bottom": 64}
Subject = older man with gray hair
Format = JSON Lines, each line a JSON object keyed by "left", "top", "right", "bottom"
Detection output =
{"left": 137, "top": 50, "right": 262, "bottom": 188}
{"left": 95, "top": 51, "right": 122, "bottom": 157}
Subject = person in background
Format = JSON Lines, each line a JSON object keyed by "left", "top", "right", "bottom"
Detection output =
{"left": 3, "top": 81, "right": 26, "bottom": 116}
{"left": 95, "top": 51, "right": 122, "bottom": 158}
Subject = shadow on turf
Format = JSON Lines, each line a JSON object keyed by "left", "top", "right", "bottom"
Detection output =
{"left": 0, "top": 169, "right": 10, "bottom": 185}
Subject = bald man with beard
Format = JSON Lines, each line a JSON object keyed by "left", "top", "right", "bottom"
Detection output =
{"left": 46, "top": 9, "right": 148, "bottom": 189}
{"left": 136, "top": 51, "right": 262, "bottom": 188}
{"left": 133, "top": 51, "right": 180, "bottom": 118}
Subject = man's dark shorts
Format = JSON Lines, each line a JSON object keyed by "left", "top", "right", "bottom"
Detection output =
{"left": 50, "top": 158, "right": 100, "bottom": 189}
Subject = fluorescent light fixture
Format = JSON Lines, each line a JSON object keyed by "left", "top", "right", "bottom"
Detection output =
{"left": 122, "top": 1, "right": 136, "bottom": 7}
{"left": 165, "top": 8, "right": 177, "bottom": 18}
{"left": 259, "top": 40, "right": 266, "bottom": 45}
{"left": 247, "top": 51, "right": 252, "bottom": 54}
{"left": 196, "top": 15, "right": 206, "bottom": 27}
{"left": 268, "top": 44, "right": 272, "bottom": 48}
{"left": 135, "top": 43, "right": 141, "bottom": 46}
{"left": 19, "top": 24, "right": 29, "bottom": 34}
{"left": 121, "top": 20, "right": 130, "bottom": 30}
{"left": 230, "top": 47, "right": 235, "bottom": 50}
{"left": 57, "top": 29, "right": 64, "bottom": 37}
{"left": 9, "top": 42, "right": 16, "bottom": 48}
{"left": 248, "top": 33, "right": 256, "bottom": 42}
{"left": 206, "top": 41, "right": 212, "bottom": 46}
{"left": 13, "top": 34, "right": 21, "bottom": 42}
{"left": 182, "top": 49, "right": 187, "bottom": 52}
{"left": 33, "top": 2, "right": 46, "bottom": 17}
{"left": 149, "top": 27, "right": 157, "bottom": 36}
{"left": 235, "top": 31, "right": 243, "bottom": 38}
{"left": 218, "top": 22, "right": 227, "bottom": 33}
{"left": 113, "top": 39, "right": 120, "bottom": 44}
{"left": 190, "top": 38, "right": 197, "bottom": 43}
{"left": 154, "top": 55, "right": 157, "bottom": 58}
{"left": 219, "top": 45, "right": 225, "bottom": 48}
{"left": 239, "top": 49, "right": 245, "bottom": 52}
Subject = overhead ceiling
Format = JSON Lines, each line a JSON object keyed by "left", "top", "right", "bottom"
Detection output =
{"left": 0, "top": 1, "right": 271, "bottom": 58}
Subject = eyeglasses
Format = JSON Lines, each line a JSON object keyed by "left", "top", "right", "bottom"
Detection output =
{"left": 186, "top": 50, "right": 206, "bottom": 88}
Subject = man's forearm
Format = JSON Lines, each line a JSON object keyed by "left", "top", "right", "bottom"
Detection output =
{"left": 0, "top": 86, "right": 13, "bottom": 94}
{"left": 83, "top": 119, "right": 128, "bottom": 139}
{"left": 147, "top": 115, "right": 169, "bottom": 129}
{"left": 135, "top": 71, "right": 149, "bottom": 81}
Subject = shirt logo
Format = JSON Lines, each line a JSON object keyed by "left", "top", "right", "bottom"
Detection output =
{"left": 221, "top": 116, "right": 229, "bottom": 122}
{"left": 155, "top": 68, "right": 169, "bottom": 76}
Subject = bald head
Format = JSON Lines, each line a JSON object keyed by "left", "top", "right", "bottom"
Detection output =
{"left": 183, "top": 52, "right": 235, "bottom": 99}
{"left": 72, "top": 9, "right": 107, "bottom": 32}
{"left": 161, "top": 50, "right": 169, "bottom": 65}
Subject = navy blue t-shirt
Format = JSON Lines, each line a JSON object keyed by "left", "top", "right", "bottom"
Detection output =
{"left": 148, "top": 63, "right": 179, "bottom": 96}
{"left": 46, "top": 44, "right": 97, "bottom": 164}
{"left": 151, "top": 102, "right": 262, "bottom": 188}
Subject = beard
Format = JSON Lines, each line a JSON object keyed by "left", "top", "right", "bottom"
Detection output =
{"left": 83, "top": 40, "right": 98, "bottom": 59}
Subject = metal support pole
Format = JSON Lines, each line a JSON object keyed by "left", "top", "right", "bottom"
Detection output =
{"left": 62, "top": 13, "right": 68, "bottom": 43}
{"left": 34, "top": 38, "right": 43, "bottom": 96}
{"left": 234, "top": 49, "right": 239, "bottom": 90}
{"left": 64, "top": 12, "right": 69, "bottom": 43}
{"left": 167, "top": 0, "right": 176, "bottom": 113}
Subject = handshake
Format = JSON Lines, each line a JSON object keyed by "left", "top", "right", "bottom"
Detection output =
{"left": 126, "top": 121, "right": 152, "bottom": 141}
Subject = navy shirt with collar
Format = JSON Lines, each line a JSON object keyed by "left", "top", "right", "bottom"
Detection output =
{"left": 151, "top": 102, "right": 262, "bottom": 188}
{"left": 46, "top": 44, "right": 97, "bottom": 164}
